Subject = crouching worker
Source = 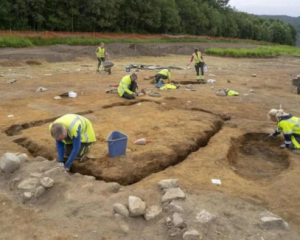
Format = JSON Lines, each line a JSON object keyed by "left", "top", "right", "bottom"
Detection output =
{"left": 267, "top": 109, "right": 300, "bottom": 153}
{"left": 49, "top": 114, "right": 96, "bottom": 171}
{"left": 118, "top": 73, "right": 139, "bottom": 100}
{"left": 155, "top": 69, "right": 171, "bottom": 84}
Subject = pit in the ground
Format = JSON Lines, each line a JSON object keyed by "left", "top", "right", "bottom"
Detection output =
{"left": 228, "top": 133, "right": 289, "bottom": 180}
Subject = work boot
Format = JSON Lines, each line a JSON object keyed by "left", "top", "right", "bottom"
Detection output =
{"left": 108, "top": 68, "right": 112, "bottom": 75}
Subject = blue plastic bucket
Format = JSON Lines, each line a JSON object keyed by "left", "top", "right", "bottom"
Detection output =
{"left": 107, "top": 131, "right": 128, "bottom": 157}
{"left": 125, "top": 66, "right": 131, "bottom": 72}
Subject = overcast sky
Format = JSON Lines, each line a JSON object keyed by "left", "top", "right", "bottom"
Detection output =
{"left": 229, "top": 0, "right": 300, "bottom": 17}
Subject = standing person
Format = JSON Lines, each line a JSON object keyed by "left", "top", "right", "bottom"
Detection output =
{"left": 118, "top": 73, "right": 139, "bottom": 100}
{"left": 95, "top": 42, "right": 110, "bottom": 73}
{"left": 267, "top": 109, "right": 300, "bottom": 153}
{"left": 155, "top": 69, "right": 171, "bottom": 84}
{"left": 49, "top": 114, "right": 96, "bottom": 171}
{"left": 187, "top": 48, "right": 205, "bottom": 83}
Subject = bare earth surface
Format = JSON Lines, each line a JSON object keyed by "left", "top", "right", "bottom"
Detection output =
{"left": 0, "top": 42, "right": 300, "bottom": 240}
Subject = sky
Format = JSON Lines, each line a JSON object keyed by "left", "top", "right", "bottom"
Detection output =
{"left": 229, "top": 0, "right": 300, "bottom": 17}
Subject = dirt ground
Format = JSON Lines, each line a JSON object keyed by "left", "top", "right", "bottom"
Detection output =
{"left": 0, "top": 42, "right": 300, "bottom": 240}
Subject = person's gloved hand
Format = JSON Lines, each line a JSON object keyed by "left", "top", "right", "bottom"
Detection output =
{"left": 279, "top": 144, "right": 286, "bottom": 149}
{"left": 267, "top": 133, "right": 275, "bottom": 139}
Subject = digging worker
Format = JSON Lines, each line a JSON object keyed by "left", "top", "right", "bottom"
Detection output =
{"left": 95, "top": 42, "right": 110, "bottom": 73}
{"left": 49, "top": 114, "right": 96, "bottom": 171}
{"left": 118, "top": 73, "right": 139, "bottom": 100}
{"left": 187, "top": 48, "right": 205, "bottom": 83}
{"left": 155, "top": 69, "right": 171, "bottom": 84}
{"left": 267, "top": 109, "right": 300, "bottom": 153}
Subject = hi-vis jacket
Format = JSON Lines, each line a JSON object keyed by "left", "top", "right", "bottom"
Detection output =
{"left": 118, "top": 75, "right": 135, "bottom": 97}
{"left": 50, "top": 114, "right": 96, "bottom": 144}
{"left": 191, "top": 51, "right": 204, "bottom": 63}
{"left": 96, "top": 47, "right": 105, "bottom": 58}
{"left": 158, "top": 69, "right": 171, "bottom": 79}
{"left": 273, "top": 114, "right": 300, "bottom": 149}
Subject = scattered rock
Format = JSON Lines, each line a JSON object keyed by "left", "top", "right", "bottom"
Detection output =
{"left": 113, "top": 203, "right": 129, "bottom": 217}
{"left": 30, "top": 173, "right": 43, "bottom": 178}
{"left": 158, "top": 179, "right": 178, "bottom": 190}
{"left": 0, "top": 74, "right": 4, "bottom": 77}
{"left": 196, "top": 210, "right": 216, "bottom": 223}
{"left": 172, "top": 212, "right": 185, "bottom": 228}
{"left": 161, "top": 188, "right": 186, "bottom": 203}
{"left": 83, "top": 175, "right": 96, "bottom": 181}
{"left": 249, "top": 89, "right": 255, "bottom": 93}
{"left": 34, "top": 156, "right": 49, "bottom": 162}
{"left": 105, "top": 182, "right": 121, "bottom": 193}
{"left": 26, "top": 60, "right": 42, "bottom": 65}
{"left": 183, "top": 230, "right": 201, "bottom": 240}
{"left": 25, "top": 75, "right": 32, "bottom": 79}
{"left": 115, "top": 214, "right": 130, "bottom": 234}
{"left": 54, "top": 96, "right": 62, "bottom": 100}
{"left": 169, "top": 201, "right": 184, "bottom": 213}
{"left": 128, "top": 196, "right": 146, "bottom": 217}
{"left": 18, "top": 178, "right": 39, "bottom": 190}
{"left": 35, "top": 186, "right": 46, "bottom": 198}
{"left": 6, "top": 79, "right": 17, "bottom": 84}
{"left": 0, "top": 153, "right": 21, "bottom": 173}
{"left": 17, "top": 153, "right": 30, "bottom": 162}
{"left": 40, "top": 177, "right": 54, "bottom": 189}
{"left": 251, "top": 74, "right": 257, "bottom": 77}
{"left": 219, "top": 114, "right": 231, "bottom": 121}
{"left": 36, "top": 87, "right": 48, "bottom": 92}
{"left": 23, "top": 192, "right": 33, "bottom": 201}
{"left": 144, "top": 205, "right": 162, "bottom": 221}
{"left": 45, "top": 167, "right": 61, "bottom": 176}
{"left": 260, "top": 211, "right": 289, "bottom": 230}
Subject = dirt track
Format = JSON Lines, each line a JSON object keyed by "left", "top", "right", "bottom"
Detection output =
{"left": 0, "top": 43, "right": 300, "bottom": 240}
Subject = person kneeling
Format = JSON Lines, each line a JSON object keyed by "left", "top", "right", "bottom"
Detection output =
{"left": 118, "top": 73, "right": 139, "bottom": 100}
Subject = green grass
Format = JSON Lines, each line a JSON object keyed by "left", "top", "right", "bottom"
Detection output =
{"left": 0, "top": 36, "right": 269, "bottom": 48}
{"left": 1, "top": 36, "right": 299, "bottom": 58}
{"left": 205, "top": 46, "right": 300, "bottom": 58}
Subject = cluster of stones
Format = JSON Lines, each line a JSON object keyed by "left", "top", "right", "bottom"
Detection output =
{"left": 1, "top": 153, "right": 56, "bottom": 202}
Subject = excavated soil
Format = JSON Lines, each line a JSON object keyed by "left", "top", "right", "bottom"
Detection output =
{"left": 0, "top": 42, "right": 300, "bottom": 239}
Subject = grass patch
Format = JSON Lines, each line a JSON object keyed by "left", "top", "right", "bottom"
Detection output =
{"left": 205, "top": 46, "right": 300, "bottom": 58}
{"left": 0, "top": 36, "right": 269, "bottom": 48}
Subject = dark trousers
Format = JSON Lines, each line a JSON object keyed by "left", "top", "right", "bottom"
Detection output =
{"left": 122, "top": 81, "right": 138, "bottom": 100}
{"left": 65, "top": 142, "right": 92, "bottom": 158}
{"left": 155, "top": 74, "right": 168, "bottom": 83}
{"left": 195, "top": 62, "right": 204, "bottom": 76}
{"left": 97, "top": 57, "right": 105, "bottom": 69}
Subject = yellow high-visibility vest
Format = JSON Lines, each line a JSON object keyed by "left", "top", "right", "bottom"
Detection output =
{"left": 96, "top": 47, "right": 105, "bottom": 58}
{"left": 50, "top": 114, "right": 96, "bottom": 144}
{"left": 118, "top": 75, "right": 133, "bottom": 97}
{"left": 158, "top": 69, "right": 171, "bottom": 79}
{"left": 192, "top": 51, "right": 203, "bottom": 63}
{"left": 278, "top": 116, "right": 300, "bottom": 148}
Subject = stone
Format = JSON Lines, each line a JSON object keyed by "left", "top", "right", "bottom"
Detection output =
{"left": 106, "top": 182, "right": 121, "bottom": 193}
{"left": 30, "top": 173, "right": 43, "bottom": 178}
{"left": 23, "top": 192, "right": 33, "bottom": 201}
{"left": 251, "top": 74, "right": 257, "bottom": 77}
{"left": 128, "top": 196, "right": 146, "bottom": 217}
{"left": 115, "top": 214, "right": 130, "bottom": 233}
{"left": 172, "top": 212, "right": 185, "bottom": 228}
{"left": 161, "top": 188, "right": 186, "bottom": 203}
{"left": 40, "top": 177, "right": 54, "bottom": 189}
{"left": 54, "top": 96, "right": 62, "bottom": 100}
{"left": 196, "top": 210, "right": 216, "bottom": 223}
{"left": 260, "top": 210, "right": 289, "bottom": 230}
{"left": 183, "top": 230, "right": 201, "bottom": 240}
{"left": 169, "top": 202, "right": 184, "bottom": 213}
{"left": 17, "top": 153, "right": 30, "bottom": 162}
{"left": 144, "top": 205, "right": 162, "bottom": 221}
{"left": 35, "top": 186, "right": 46, "bottom": 198}
{"left": 113, "top": 203, "right": 129, "bottom": 217}
{"left": 158, "top": 179, "right": 178, "bottom": 190}
{"left": 36, "top": 87, "right": 48, "bottom": 92}
{"left": 0, "top": 153, "right": 21, "bottom": 173}
{"left": 83, "top": 175, "right": 96, "bottom": 181}
{"left": 18, "top": 178, "right": 39, "bottom": 190}
{"left": 34, "top": 156, "right": 49, "bottom": 162}
{"left": 45, "top": 167, "right": 61, "bottom": 176}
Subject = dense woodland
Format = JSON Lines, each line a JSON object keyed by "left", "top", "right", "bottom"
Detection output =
{"left": 0, "top": 0, "right": 297, "bottom": 46}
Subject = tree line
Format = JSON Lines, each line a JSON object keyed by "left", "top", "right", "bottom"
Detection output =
{"left": 0, "top": 0, "right": 297, "bottom": 46}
